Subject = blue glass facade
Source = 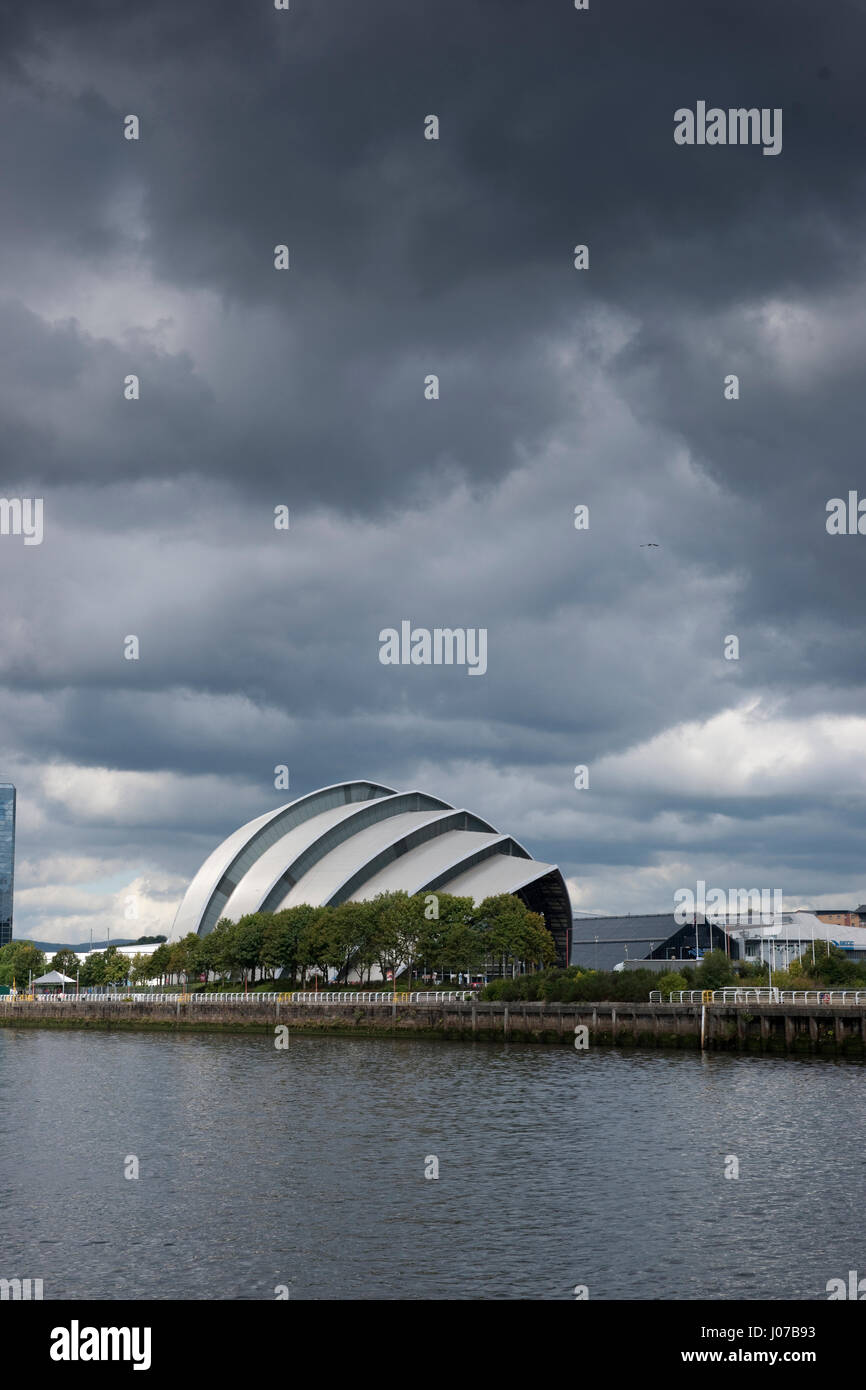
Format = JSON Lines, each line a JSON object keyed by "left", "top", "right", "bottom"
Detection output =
{"left": 0, "top": 783, "right": 15, "bottom": 948}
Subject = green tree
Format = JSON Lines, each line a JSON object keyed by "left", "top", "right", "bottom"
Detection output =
{"left": 474, "top": 894, "right": 553, "bottom": 977}
{"left": 327, "top": 900, "right": 377, "bottom": 984}
{"left": 298, "top": 910, "right": 336, "bottom": 986}
{"left": 693, "top": 949, "right": 736, "bottom": 990}
{"left": 103, "top": 952, "right": 128, "bottom": 987}
{"left": 129, "top": 953, "right": 155, "bottom": 987}
{"left": 416, "top": 894, "right": 478, "bottom": 976}
{"left": 438, "top": 919, "right": 486, "bottom": 976}
{"left": 656, "top": 971, "right": 689, "bottom": 994}
{"left": 516, "top": 910, "right": 558, "bottom": 971}
{"left": 260, "top": 906, "right": 317, "bottom": 985}
{"left": 366, "top": 891, "right": 427, "bottom": 985}
{"left": 194, "top": 929, "right": 227, "bottom": 986}
{"left": 79, "top": 951, "right": 107, "bottom": 987}
{"left": 183, "top": 933, "right": 211, "bottom": 985}
{"left": 0, "top": 941, "right": 47, "bottom": 988}
{"left": 232, "top": 914, "right": 267, "bottom": 990}
{"left": 789, "top": 941, "right": 860, "bottom": 987}
{"left": 147, "top": 943, "right": 172, "bottom": 983}
{"left": 167, "top": 933, "right": 202, "bottom": 989}
{"left": 49, "top": 948, "right": 81, "bottom": 980}
{"left": 207, "top": 918, "right": 242, "bottom": 984}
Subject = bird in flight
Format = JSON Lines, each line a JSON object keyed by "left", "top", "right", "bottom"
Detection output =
{"left": 640, "top": 542, "right": 660, "bottom": 547}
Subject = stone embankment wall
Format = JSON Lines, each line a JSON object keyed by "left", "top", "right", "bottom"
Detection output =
{"left": 2, "top": 998, "right": 865, "bottom": 1054}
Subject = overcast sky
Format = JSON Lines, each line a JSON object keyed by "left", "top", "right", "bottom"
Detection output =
{"left": 1, "top": 0, "right": 865, "bottom": 946}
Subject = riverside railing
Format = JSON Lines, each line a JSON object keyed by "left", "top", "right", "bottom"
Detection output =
{"left": 11, "top": 987, "right": 866, "bottom": 1007}
{"left": 7, "top": 990, "right": 475, "bottom": 1005}
{"left": 648, "top": 988, "right": 866, "bottom": 1006}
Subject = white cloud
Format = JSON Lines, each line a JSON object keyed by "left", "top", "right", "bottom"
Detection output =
{"left": 598, "top": 701, "right": 866, "bottom": 798}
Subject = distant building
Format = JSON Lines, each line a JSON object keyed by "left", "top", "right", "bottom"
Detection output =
{"left": 0, "top": 783, "right": 15, "bottom": 949}
{"left": 813, "top": 907, "right": 866, "bottom": 929}
{"left": 68, "top": 942, "right": 164, "bottom": 988}
{"left": 723, "top": 912, "right": 866, "bottom": 967}
{"left": 572, "top": 908, "right": 866, "bottom": 973}
{"left": 572, "top": 917, "right": 708, "bottom": 973}
{"left": 72, "top": 942, "right": 163, "bottom": 964}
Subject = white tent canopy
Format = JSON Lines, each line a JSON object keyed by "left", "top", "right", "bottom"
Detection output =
{"left": 32, "top": 970, "right": 76, "bottom": 984}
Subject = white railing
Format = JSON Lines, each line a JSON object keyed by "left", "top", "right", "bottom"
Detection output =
{"left": 649, "top": 988, "right": 866, "bottom": 1006}
{"left": 779, "top": 990, "right": 866, "bottom": 1006}
{"left": 714, "top": 987, "right": 781, "bottom": 1004}
{"left": 7, "top": 990, "right": 475, "bottom": 1006}
{"left": 648, "top": 989, "right": 708, "bottom": 1004}
{"left": 267, "top": 990, "right": 473, "bottom": 1005}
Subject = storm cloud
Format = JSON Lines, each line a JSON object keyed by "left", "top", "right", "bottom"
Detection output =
{"left": 1, "top": 0, "right": 864, "bottom": 943}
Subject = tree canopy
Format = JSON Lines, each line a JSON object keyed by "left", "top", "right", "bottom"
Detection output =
{"left": 0, "top": 940, "right": 46, "bottom": 987}
{"left": 134, "top": 891, "right": 558, "bottom": 987}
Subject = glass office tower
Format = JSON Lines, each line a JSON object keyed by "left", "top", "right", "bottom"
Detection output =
{"left": 0, "top": 783, "right": 15, "bottom": 948}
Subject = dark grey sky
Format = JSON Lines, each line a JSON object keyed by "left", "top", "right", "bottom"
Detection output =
{"left": 1, "top": 0, "right": 864, "bottom": 943}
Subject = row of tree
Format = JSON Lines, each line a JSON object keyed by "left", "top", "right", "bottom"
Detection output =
{"left": 50, "top": 946, "right": 132, "bottom": 987}
{"left": 5, "top": 932, "right": 861, "bottom": 1000}
{"left": 0, "top": 894, "right": 556, "bottom": 990}
{"left": 0, "top": 938, "right": 166, "bottom": 989}
{"left": 144, "top": 891, "right": 557, "bottom": 988}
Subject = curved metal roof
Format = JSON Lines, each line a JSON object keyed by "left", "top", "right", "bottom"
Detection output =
{"left": 220, "top": 797, "right": 401, "bottom": 921}
{"left": 438, "top": 852, "right": 557, "bottom": 900}
{"left": 169, "top": 780, "right": 572, "bottom": 964}
{"left": 171, "top": 780, "right": 395, "bottom": 938}
{"left": 272, "top": 807, "right": 450, "bottom": 909}
{"left": 348, "top": 829, "right": 512, "bottom": 902}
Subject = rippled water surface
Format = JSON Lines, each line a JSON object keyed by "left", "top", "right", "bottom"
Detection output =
{"left": 1, "top": 1029, "right": 862, "bottom": 1299}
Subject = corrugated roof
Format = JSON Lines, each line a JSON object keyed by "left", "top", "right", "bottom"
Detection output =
{"left": 570, "top": 914, "right": 680, "bottom": 971}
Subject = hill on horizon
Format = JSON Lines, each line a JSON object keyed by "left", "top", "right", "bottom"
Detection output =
{"left": 9, "top": 937, "right": 167, "bottom": 954}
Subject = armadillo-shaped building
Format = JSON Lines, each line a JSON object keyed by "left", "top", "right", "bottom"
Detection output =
{"left": 170, "top": 780, "right": 571, "bottom": 965}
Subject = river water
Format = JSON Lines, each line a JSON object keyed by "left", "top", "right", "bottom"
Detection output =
{"left": 0, "top": 1029, "right": 862, "bottom": 1300}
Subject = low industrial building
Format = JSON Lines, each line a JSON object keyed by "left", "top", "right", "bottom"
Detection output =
{"left": 572, "top": 911, "right": 866, "bottom": 973}
{"left": 570, "top": 915, "right": 685, "bottom": 972}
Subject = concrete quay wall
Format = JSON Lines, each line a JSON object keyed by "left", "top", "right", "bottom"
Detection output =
{"left": 1, "top": 997, "right": 865, "bottom": 1054}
